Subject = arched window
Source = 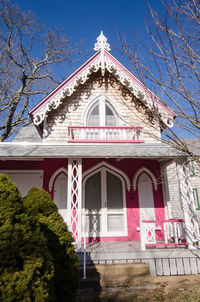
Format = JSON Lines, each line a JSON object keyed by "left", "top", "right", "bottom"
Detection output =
{"left": 86, "top": 96, "right": 117, "bottom": 126}
{"left": 53, "top": 172, "right": 68, "bottom": 222}
{"left": 83, "top": 165, "right": 127, "bottom": 237}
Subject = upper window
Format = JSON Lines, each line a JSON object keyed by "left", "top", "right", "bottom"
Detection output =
{"left": 87, "top": 97, "right": 117, "bottom": 126}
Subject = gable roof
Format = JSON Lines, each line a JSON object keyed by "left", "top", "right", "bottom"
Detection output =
{"left": 29, "top": 31, "right": 175, "bottom": 128}
{"left": 13, "top": 123, "right": 42, "bottom": 142}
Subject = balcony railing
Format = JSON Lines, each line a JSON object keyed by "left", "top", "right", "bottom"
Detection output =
{"left": 68, "top": 126, "right": 144, "bottom": 143}
{"left": 140, "top": 219, "right": 187, "bottom": 250}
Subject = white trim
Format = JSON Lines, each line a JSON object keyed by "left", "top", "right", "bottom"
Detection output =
{"left": 83, "top": 161, "right": 131, "bottom": 191}
{"left": 67, "top": 160, "right": 72, "bottom": 232}
{"left": 32, "top": 48, "right": 174, "bottom": 128}
{"left": 48, "top": 167, "right": 68, "bottom": 192}
{"left": 133, "top": 167, "right": 158, "bottom": 191}
{"left": 77, "top": 159, "right": 82, "bottom": 249}
{"left": 67, "top": 159, "right": 82, "bottom": 250}
{"left": 82, "top": 94, "right": 120, "bottom": 126}
{"left": 82, "top": 162, "right": 128, "bottom": 237}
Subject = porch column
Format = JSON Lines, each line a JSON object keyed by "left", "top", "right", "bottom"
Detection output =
{"left": 177, "top": 159, "right": 200, "bottom": 248}
{"left": 67, "top": 158, "right": 82, "bottom": 250}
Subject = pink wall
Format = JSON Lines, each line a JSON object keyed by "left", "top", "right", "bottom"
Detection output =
{"left": 82, "top": 158, "right": 165, "bottom": 242}
{"left": 0, "top": 157, "right": 165, "bottom": 242}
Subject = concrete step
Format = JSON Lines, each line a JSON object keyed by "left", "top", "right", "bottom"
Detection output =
{"left": 76, "top": 285, "right": 157, "bottom": 302}
{"left": 79, "top": 263, "right": 150, "bottom": 288}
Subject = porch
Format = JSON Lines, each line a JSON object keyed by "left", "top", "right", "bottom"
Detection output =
{"left": 77, "top": 241, "right": 200, "bottom": 277}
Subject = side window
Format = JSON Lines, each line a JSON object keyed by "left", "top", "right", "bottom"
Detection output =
{"left": 193, "top": 188, "right": 200, "bottom": 210}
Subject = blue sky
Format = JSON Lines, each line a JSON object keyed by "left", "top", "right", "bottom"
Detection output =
{"left": 8, "top": 0, "right": 196, "bottom": 140}
{"left": 13, "top": 0, "right": 162, "bottom": 72}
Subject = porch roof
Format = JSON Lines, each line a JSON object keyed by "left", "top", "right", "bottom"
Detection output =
{"left": 0, "top": 142, "right": 185, "bottom": 160}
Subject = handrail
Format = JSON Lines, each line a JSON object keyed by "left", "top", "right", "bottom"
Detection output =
{"left": 68, "top": 126, "right": 143, "bottom": 130}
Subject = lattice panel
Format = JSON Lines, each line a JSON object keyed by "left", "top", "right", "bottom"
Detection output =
{"left": 144, "top": 223, "right": 156, "bottom": 244}
{"left": 67, "top": 159, "right": 82, "bottom": 249}
{"left": 178, "top": 161, "right": 200, "bottom": 246}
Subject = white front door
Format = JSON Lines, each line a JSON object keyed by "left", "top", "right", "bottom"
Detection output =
{"left": 53, "top": 173, "right": 68, "bottom": 221}
{"left": 84, "top": 169, "right": 127, "bottom": 237}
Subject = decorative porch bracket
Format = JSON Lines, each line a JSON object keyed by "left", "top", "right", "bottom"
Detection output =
{"left": 67, "top": 159, "right": 82, "bottom": 250}
{"left": 177, "top": 159, "right": 200, "bottom": 249}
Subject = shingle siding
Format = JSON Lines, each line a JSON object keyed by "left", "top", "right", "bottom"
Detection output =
{"left": 165, "top": 161, "right": 184, "bottom": 219}
{"left": 44, "top": 72, "right": 161, "bottom": 143}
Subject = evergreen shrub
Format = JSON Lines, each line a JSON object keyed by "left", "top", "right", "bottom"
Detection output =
{"left": 0, "top": 174, "right": 54, "bottom": 302}
{"left": 24, "top": 187, "right": 79, "bottom": 302}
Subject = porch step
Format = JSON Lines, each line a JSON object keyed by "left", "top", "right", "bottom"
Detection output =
{"left": 77, "top": 247, "right": 200, "bottom": 276}
{"left": 76, "top": 285, "right": 158, "bottom": 302}
{"left": 79, "top": 263, "right": 150, "bottom": 288}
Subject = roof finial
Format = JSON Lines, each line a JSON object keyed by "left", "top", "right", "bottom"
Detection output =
{"left": 94, "top": 31, "right": 111, "bottom": 52}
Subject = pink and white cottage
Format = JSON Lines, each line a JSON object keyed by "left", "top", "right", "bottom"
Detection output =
{"left": 1, "top": 32, "right": 200, "bottom": 275}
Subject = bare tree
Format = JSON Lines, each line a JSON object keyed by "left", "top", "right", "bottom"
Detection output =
{"left": 119, "top": 0, "right": 200, "bottom": 162}
{"left": 0, "top": 0, "right": 80, "bottom": 141}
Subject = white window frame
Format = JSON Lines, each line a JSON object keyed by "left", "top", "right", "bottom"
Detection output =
{"left": 48, "top": 167, "right": 68, "bottom": 192}
{"left": 83, "top": 94, "right": 120, "bottom": 126}
{"left": 82, "top": 166, "right": 128, "bottom": 237}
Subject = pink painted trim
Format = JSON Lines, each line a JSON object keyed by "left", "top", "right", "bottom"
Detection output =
{"left": 146, "top": 243, "right": 188, "bottom": 247}
{"left": 30, "top": 51, "right": 101, "bottom": 116}
{"left": 105, "top": 51, "right": 175, "bottom": 117}
{"left": 67, "top": 139, "right": 145, "bottom": 143}
{"left": 68, "top": 126, "right": 143, "bottom": 130}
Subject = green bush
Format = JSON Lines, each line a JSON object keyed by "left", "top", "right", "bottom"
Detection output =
{"left": 24, "top": 187, "right": 79, "bottom": 302}
{"left": 0, "top": 174, "right": 54, "bottom": 302}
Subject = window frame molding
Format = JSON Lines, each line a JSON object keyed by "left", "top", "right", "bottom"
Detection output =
{"left": 48, "top": 167, "right": 68, "bottom": 192}
{"left": 132, "top": 167, "right": 158, "bottom": 191}
{"left": 82, "top": 94, "right": 120, "bottom": 126}
{"left": 82, "top": 162, "right": 128, "bottom": 237}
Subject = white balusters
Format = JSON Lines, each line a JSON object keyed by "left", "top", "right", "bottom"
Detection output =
{"left": 68, "top": 126, "right": 144, "bottom": 142}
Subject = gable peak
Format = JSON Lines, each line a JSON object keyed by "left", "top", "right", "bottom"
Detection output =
{"left": 94, "top": 31, "right": 111, "bottom": 52}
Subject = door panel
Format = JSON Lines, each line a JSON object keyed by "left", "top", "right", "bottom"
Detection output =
{"left": 138, "top": 172, "right": 156, "bottom": 243}
{"left": 138, "top": 172, "right": 155, "bottom": 221}
{"left": 85, "top": 172, "right": 102, "bottom": 234}
{"left": 84, "top": 170, "right": 125, "bottom": 236}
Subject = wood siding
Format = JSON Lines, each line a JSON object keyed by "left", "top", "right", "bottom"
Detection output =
{"left": 45, "top": 72, "right": 161, "bottom": 143}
